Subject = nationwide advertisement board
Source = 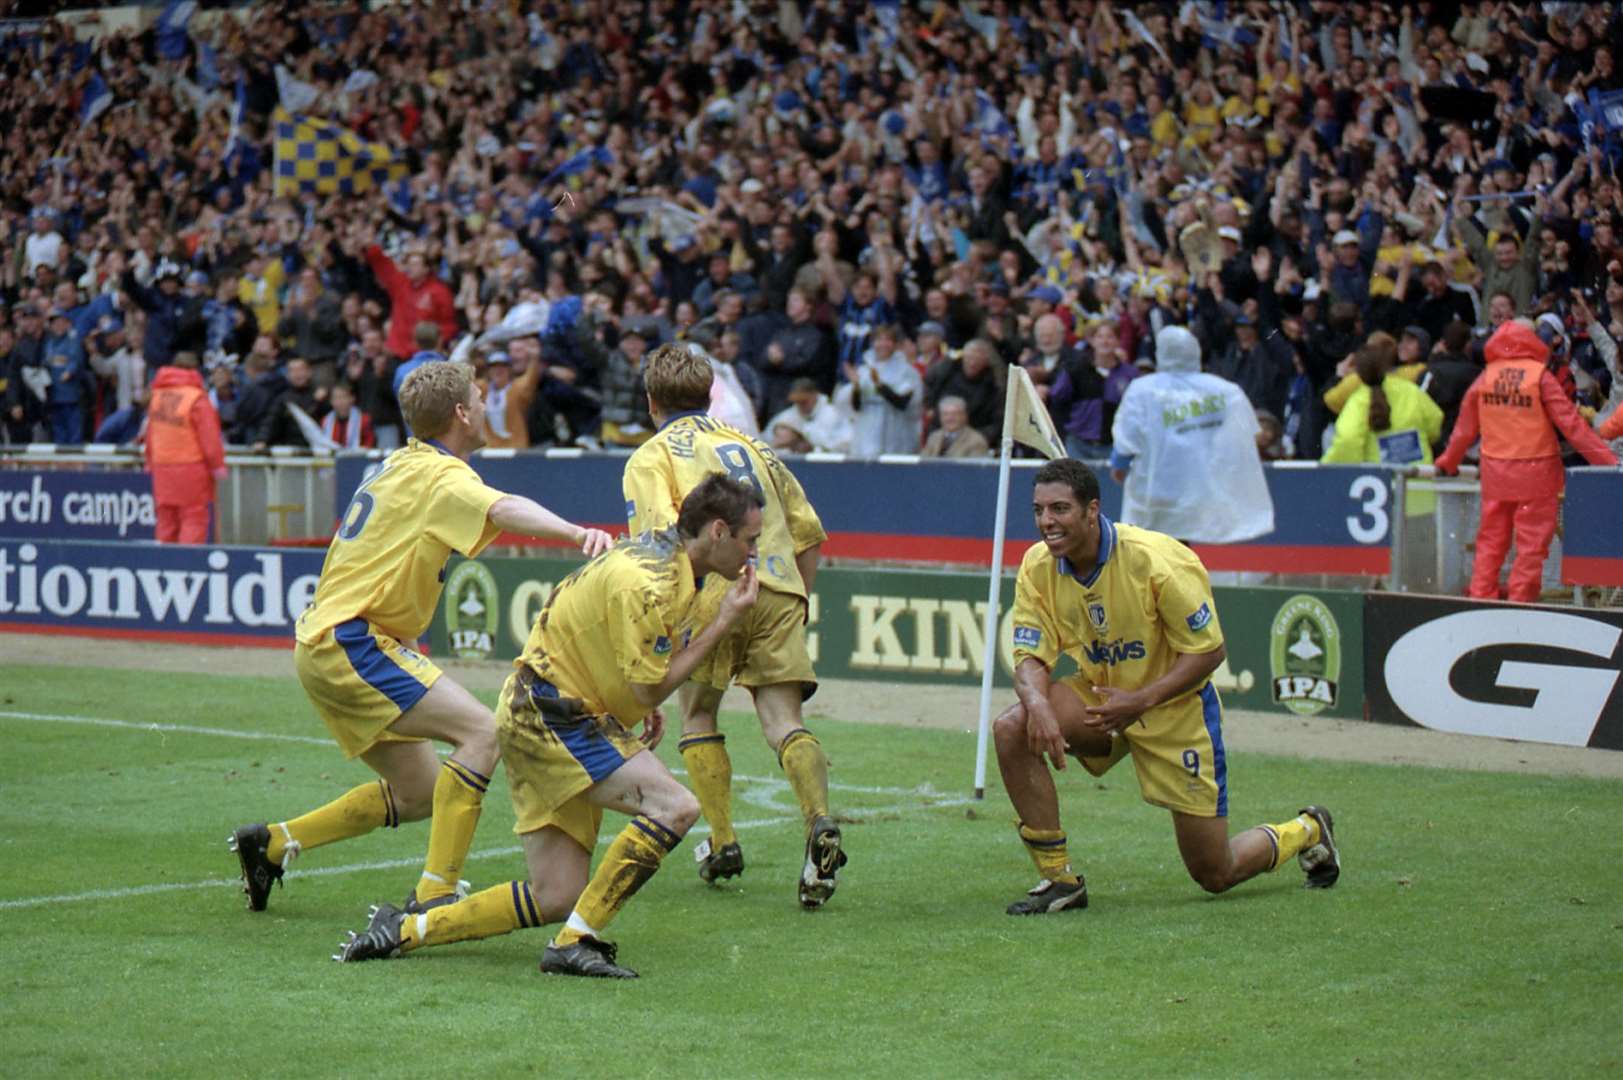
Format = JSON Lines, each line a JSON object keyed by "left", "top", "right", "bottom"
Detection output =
{"left": 1364, "top": 593, "right": 1623, "bottom": 750}
{"left": 429, "top": 554, "right": 1366, "bottom": 718}
{"left": 0, "top": 471, "right": 156, "bottom": 541}
{"left": 0, "top": 540, "right": 323, "bottom": 646}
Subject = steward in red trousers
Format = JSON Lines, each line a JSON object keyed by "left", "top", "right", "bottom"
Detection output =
{"left": 144, "top": 353, "right": 227, "bottom": 544}
{"left": 1435, "top": 319, "right": 1617, "bottom": 602}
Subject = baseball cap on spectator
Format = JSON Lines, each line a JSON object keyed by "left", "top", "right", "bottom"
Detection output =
{"left": 671, "top": 235, "right": 697, "bottom": 253}
{"left": 1401, "top": 326, "right": 1432, "bottom": 357}
{"left": 740, "top": 178, "right": 764, "bottom": 195}
{"left": 917, "top": 320, "right": 946, "bottom": 339}
{"left": 487, "top": 351, "right": 511, "bottom": 365}
{"left": 16, "top": 302, "right": 40, "bottom": 318}
{"left": 1030, "top": 285, "right": 1064, "bottom": 305}
{"left": 1535, "top": 312, "right": 1567, "bottom": 349}
{"left": 1333, "top": 230, "right": 1359, "bottom": 247}
{"left": 187, "top": 270, "right": 209, "bottom": 288}
{"left": 1234, "top": 313, "right": 1255, "bottom": 328}
{"left": 1218, "top": 226, "right": 1242, "bottom": 243}
{"left": 48, "top": 307, "right": 71, "bottom": 322}
{"left": 986, "top": 281, "right": 1009, "bottom": 296}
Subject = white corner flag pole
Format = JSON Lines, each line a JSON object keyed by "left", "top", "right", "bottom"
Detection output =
{"left": 973, "top": 384, "right": 1022, "bottom": 799}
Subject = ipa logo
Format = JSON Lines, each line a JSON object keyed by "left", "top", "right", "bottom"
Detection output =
{"left": 445, "top": 561, "right": 500, "bottom": 660}
{"left": 1270, "top": 594, "right": 1340, "bottom": 715}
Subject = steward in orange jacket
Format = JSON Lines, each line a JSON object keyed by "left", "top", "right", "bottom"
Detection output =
{"left": 1435, "top": 320, "right": 1617, "bottom": 602}
{"left": 144, "top": 354, "right": 227, "bottom": 544}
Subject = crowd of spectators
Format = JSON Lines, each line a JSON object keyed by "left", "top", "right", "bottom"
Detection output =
{"left": 4, "top": 0, "right": 1623, "bottom": 468}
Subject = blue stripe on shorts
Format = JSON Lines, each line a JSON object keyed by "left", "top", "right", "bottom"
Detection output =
{"left": 334, "top": 618, "right": 430, "bottom": 715}
{"left": 1200, "top": 682, "right": 1228, "bottom": 817}
{"left": 544, "top": 712, "right": 629, "bottom": 783}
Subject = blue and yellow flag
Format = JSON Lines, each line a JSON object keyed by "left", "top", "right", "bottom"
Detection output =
{"left": 272, "top": 107, "right": 408, "bottom": 197}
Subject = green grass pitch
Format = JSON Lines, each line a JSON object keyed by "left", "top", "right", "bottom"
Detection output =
{"left": 2, "top": 663, "right": 1620, "bottom": 1078}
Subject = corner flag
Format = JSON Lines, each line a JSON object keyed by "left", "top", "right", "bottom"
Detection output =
{"left": 972, "top": 365, "right": 1064, "bottom": 796}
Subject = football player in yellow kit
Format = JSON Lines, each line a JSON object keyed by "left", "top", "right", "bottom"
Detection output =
{"left": 622, "top": 343, "right": 845, "bottom": 909}
{"left": 994, "top": 459, "right": 1340, "bottom": 914}
{"left": 228, "top": 361, "right": 613, "bottom": 914}
{"left": 336, "top": 474, "right": 762, "bottom": 978}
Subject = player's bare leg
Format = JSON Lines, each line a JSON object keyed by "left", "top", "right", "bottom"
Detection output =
{"left": 375, "top": 676, "right": 501, "bottom": 907}
{"left": 541, "top": 750, "right": 699, "bottom": 978}
{"left": 754, "top": 681, "right": 843, "bottom": 908}
{"left": 992, "top": 682, "right": 1114, "bottom": 830}
{"left": 1171, "top": 813, "right": 1277, "bottom": 893}
{"left": 337, "top": 824, "right": 587, "bottom": 964}
{"left": 1173, "top": 805, "right": 1339, "bottom": 892}
{"left": 676, "top": 683, "right": 743, "bottom": 882}
{"left": 992, "top": 682, "right": 1112, "bottom": 915}
{"left": 234, "top": 683, "right": 486, "bottom": 913}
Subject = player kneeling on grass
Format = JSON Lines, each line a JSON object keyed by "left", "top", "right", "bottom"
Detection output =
{"left": 993, "top": 459, "right": 1339, "bottom": 915}
{"left": 623, "top": 343, "right": 843, "bottom": 908}
{"left": 336, "top": 474, "right": 762, "bottom": 978}
{"left": 228, "top": 361, "right": 613, "bottom": 914}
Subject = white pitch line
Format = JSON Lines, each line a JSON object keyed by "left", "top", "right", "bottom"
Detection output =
{"left": 0, "top": 710, "right": 334, "bottom": 747}
{"left": 0, "top": 797, "right": 976, "bottom": 912}
{"left": 0, "top": 709, "right": 954, "bottom": 799}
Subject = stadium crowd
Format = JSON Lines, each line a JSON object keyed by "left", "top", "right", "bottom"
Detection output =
{"left": 3, "top": 0, "right": 1623, "bottom": 466}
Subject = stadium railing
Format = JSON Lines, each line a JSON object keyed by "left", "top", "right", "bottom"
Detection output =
{"left": 0, "top": 443, "right": 336, "bottom": 546}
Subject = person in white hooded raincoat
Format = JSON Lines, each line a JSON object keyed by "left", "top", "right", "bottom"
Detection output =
{"left": 1108, "top": 326, "right": 1275, "bottom": 544}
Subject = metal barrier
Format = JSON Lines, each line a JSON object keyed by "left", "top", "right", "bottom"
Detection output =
{"left": 0, "top": 444, "right": 336, "bottom": 546}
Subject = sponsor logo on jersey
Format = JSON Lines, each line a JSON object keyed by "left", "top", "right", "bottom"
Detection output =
{"left": 1186, "top": 602, "right": 1212, "bottom": 632}
{"left": 624, "top": 499, "right": 636, "bottom": 523}
{"left": 1082, "top": 638, "right": 1147, "bottom": 666}
{"left": 445, "top": 559, "right": 501, "bottom": 661}
{"left": 1013, "top": 625, "right": 1042, "bottom": 648}
{"left": 1269, "top": 594, "right": 1340, "bottom": 715}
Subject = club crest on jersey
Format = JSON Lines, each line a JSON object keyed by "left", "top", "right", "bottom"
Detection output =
{"left": 624, "top": 499, "right": 636, "bottom": 523}
{"left": 1187, "top": 602, "right": 1213, "bottom": 632}
{"left": 1087, "top": 601, "right": 1108, "bottom": 635}
{"left": 653, "top": 635, "right": 673, "bottom": 655}
{"left": 1013, "top": 625, "right": 1042, "bottom": 648}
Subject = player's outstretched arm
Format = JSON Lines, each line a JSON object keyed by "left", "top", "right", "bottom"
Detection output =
{"left": 488, "top": 494, "right": 614, "bottom": 556}
{"left": 630, "top": 565, "right": 759, "bottom": 709}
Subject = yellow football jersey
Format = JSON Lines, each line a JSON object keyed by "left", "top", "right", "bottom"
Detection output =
{"left": 622, "top": 411, "right": 827, "bottom": 599}
{"left": 296, "top": 439, "right": 504, "bottom": 644}
{"left": 514, "top": 528, "right": 705, "bottom": 726}
{"left": 1010, "top": 516, "right": 1223, "bottom": 709}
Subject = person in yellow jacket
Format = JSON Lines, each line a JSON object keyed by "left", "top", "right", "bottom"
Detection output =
{"left": 1322, "top": 332, "right": 1424, "bottom": 415}
{"left": 1321, "top": 343, "right": 1444, "bottom": 473}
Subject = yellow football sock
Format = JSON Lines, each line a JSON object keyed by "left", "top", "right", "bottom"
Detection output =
{"left": 1018, "top": 824, "right": 1080, "bottom": 886}
{"left": 777, "top": 728, "right": 829, "bottom": 826}
{"left": 401, "top": 880, "right": 540, "bottom": 953}
{"left": 1260, "top": 813, "right": 1323, "bottom": 871}
{"left": 416, "top": 760, "right": 489, "bottom": 902}
{"left": 267, "top": 779, "right": 396, "bottom": 864}
{"left": 678, "top": 733, "right": 736, "bottom": 847}
{"left": 553, "top": 815, "right": 680, "bottom": 947}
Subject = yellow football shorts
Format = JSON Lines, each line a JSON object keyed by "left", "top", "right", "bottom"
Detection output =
{"left": 1059, "top": 674, "right": 1228, "bottom": 818}
{"left": 294, "top": 618, "right": 439, "bottom": 759}
{"left": 692, "top": 586, "right": 816, "bottom": 696}
{"left": 497, "top": 668, "right": 648, "bottom": 852}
